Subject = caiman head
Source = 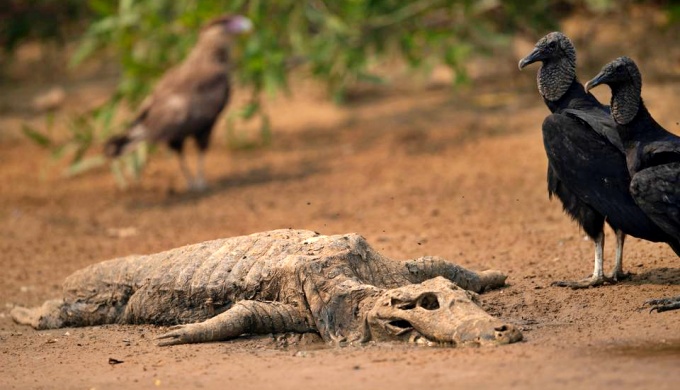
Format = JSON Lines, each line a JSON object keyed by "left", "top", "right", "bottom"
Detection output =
{"left": 366, "top": 277, "right": 522, "bottom": 347}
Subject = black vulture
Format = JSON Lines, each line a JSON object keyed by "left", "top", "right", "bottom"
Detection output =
{"left": 104, "top": 15, "right": 253, "bottom": 191}
{"left": 519, "top": 32, "right": 678, "bottom": 288}
{"left": 585, "top": 56, "right": 680, "bottom": 312}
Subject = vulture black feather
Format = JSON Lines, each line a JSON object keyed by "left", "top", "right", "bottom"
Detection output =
{"left": 586, "top": 56, "right": 680, "bottom": 311}
{"left": 104, "top": 15, "right": 252, "bottom": 191}
{"left": 519, "top": 32, "right": 678, "bottom": 288}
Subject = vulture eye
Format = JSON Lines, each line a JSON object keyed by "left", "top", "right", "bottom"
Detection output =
{"left": 548, "top": 41, "right": 557, "bottom": 50}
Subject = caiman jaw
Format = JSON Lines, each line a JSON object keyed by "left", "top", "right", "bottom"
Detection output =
{"left": 379, "top": 319, "right": 454, "bottom": 346}
{"left": 366, "top": 277, "right": 522, "bottom": 347}
{"left": 384, "top": 319, "right": 415, "bottom": 337}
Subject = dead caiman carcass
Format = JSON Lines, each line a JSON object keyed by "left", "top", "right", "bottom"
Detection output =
{"left": 12, "top": 229, "right": 522, "bottom": 347}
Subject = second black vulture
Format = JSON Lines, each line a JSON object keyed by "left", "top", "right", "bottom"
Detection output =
{"left": 519, "top": 32, "right": 678, "bottom": 288}
{"left": 585, "top": 56, "right": 680, "bottom": 312}
{"left": 104, "top": 15, "right": 253, "bottom": 191}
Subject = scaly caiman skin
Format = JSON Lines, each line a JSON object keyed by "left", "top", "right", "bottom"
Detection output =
{"left": 12, "top": 229, "right": 522, "bottom": 347}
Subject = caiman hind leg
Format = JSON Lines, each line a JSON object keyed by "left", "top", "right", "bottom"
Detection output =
{"left": 157, "top": 301, "right": 314, "bottom": 346}
{"left": 400, "top": 256, "right": 507, "bottom": 293}
{"left": 11, "top": 299, "right": 65, "bottom": 329}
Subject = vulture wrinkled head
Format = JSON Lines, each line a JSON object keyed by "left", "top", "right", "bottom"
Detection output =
{"left": 518, "top": 31, "right": 576, "bottom": 70}
{"left": 584, "top": 56, "right": 642, "bottom": 93}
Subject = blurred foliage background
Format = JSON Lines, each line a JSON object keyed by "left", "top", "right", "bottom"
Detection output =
{"left": 1, "top": 0, "right": 678, "bottom": 181}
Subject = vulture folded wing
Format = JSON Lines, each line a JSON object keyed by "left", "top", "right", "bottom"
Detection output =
{"left": 542, "top": 113, "right": 667, "bottom": 240}
{"left": 562, "top": 107, "right": 625, "bottom": 154}
{"left": 640, "top": 140, "right": 680, "bottom": 169}
{"left": 630, "top": 163, "right": 680, "bottom": 242}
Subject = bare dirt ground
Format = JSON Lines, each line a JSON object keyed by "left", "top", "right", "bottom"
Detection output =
{"left": 1, "top": 29, "right": 680, "bottom": 390}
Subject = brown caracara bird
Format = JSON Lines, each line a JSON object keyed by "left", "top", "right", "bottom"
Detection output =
{"left": 104, "top": 15, "right": 252, "bottom": 191}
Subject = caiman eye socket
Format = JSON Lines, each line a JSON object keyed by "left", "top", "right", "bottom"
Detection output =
{"left": 391, "top": 298, "right": 415, "bottom": 310}
{"left": 418, "top": 293, "right": 440, "bottom": 310}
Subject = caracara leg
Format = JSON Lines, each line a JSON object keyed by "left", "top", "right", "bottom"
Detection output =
{"left": 176, "top": 153, "right": 197, "bottom": 189}
{"left": 157, "top": 301, "right": 313, "bottom": 346}
{"left": 193, "top": 152, "right": 207, "bottom": 191}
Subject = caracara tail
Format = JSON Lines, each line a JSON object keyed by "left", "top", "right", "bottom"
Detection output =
{"left": 104, "top": 134, "right": 132, "bottom": 157}
{"left": 104, "top": 122, "right": 148, "bottom": 157}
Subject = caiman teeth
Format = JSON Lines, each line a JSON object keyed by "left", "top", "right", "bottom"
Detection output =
{"left": 386, "top": 319, "right": 414, "bottom": 336}
{"left": 389, "top": 325, "right": 414, "bottom": 336}
{"left": 408, "top": 333, "right": 456, "bottom": 347}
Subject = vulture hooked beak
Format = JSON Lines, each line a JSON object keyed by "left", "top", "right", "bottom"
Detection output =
{"left": 584, "top": 71, "right": 607, "bottom": 93}
{"left": 518, "top": 48, "right": 543, "bottom": 70}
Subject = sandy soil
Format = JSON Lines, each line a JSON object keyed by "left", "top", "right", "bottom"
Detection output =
{"left": 1, "top": 54, "right": 680, "bottom": 389}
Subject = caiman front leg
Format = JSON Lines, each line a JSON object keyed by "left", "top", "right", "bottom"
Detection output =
{"left": 157, "top": 301, "right": 314, "bottom": 346}
{"left": 401, "top": 256, "right": 507, "bottom": 293}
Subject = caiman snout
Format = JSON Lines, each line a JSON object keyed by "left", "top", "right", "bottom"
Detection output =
{"left": 494, "top": 324, "right": 523, "bottom": 344}
{"left": 453, "top": 318, "right": 523, "bottom": 346}
{"left": 494, "top": 324, "right": 522, "bottom": 344}
{"left": 367, "top": 276, "right": 522, "bottom": 346}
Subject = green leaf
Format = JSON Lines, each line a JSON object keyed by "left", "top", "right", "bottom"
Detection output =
{"left": 21, "top": 125, "right": 52, "bottom": 148}
{"left": 240, "top": 101, "right": 260, "bottom": 120}
{"left": 357, "top": 72, "right": 386, "bottom": 85}
{"left": 88, "top": 0, "right": 117, "bottom": 16}
{"left": 63, "top": 156, "right": 107, "bottom": 177}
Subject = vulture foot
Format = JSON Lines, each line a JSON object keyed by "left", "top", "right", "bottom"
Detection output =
{"left": 551, "top": 275, "right": 616, "bottom": 289}
{"left": 606, "top": 270, "right": 632, "bottom": 282}
{"left": 642, "top": 295, "right": 680, "bottom": 313}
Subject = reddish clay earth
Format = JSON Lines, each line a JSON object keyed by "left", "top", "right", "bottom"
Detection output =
{"left": 1, "top": 25, "right": 680, "bottom": 390}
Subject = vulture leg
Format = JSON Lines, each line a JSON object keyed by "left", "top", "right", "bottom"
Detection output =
{"left": 643, "top": 295, "right": 680, "bottom": 313}
{"left": 608, "top": 229, "right": 630, "bottom": 281}
{"left": 553, "top": 231, "right": 611, "bottom": 288}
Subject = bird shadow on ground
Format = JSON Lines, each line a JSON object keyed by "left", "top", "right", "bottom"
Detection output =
{"left": 274, "top": 89, "right": 531, "bottom": 159}
{"left": 126, "top": 161, "right": 326, "bottom": 210}
{"left": 626, "top": 267, "right": 680, "bottom": 286}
